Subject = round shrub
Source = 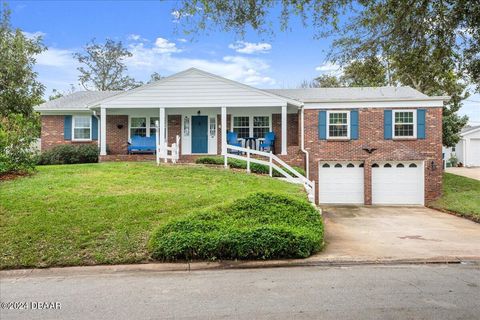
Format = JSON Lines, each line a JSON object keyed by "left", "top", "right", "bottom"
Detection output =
{"left": 149, "top": 192, "right": 323, "bottom": 261}
{"left": 38, "top": 144, "right": 99, "bottom": 165}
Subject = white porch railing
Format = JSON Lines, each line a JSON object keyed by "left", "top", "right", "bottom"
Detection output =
{"left": 155, "top": 121, "right": 180, "bottom": 164}
{"left": 224, "top": 144, "right": 315, "bottom": 203}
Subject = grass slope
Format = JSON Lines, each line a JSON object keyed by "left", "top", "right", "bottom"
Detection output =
{"left": 429, "top": 173, "right": 480, "bottom": 221}
{"left": 0, "top": 162, "right": 305, "bottom": 269}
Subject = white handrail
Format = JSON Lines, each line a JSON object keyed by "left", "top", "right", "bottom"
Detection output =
{"left": 224, "top": 144, "right": 315, "bottom": 203}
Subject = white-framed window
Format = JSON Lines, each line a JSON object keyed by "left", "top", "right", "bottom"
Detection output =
{"left": 149, "top": 117, "right": 159, "bottom": 136}
{"left": 209, "top": 117, "right": 216, "bottom": 138}
{"left": 72, "top": 115, "right": 92, "bottom": 141}
{"left": 233, "top": 116, "right": 250, "bottom": 139}
{"left": 393, "top": 110, "right": 416, "bottom": 138}
{"left": 253, "top": 116, "right": 270, "bottom": 139}
{"left": 232, "top": 115, "right": 271, "bottom": 139}
{"left": 327, "top": 111, "right": 350, "bottom": 139}
{"left": 130, "top": 117, "right": 147, "bottom": 137}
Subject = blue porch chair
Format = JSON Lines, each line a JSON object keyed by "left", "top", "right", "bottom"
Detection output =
{"left": 259, "top": 132, "right": 276, "bottom": 153}
{"left": 127, "top": 135, "right": 157, "bottom": 154}
{"left": 227, "top": 131, "right": 242, "bottom": 154}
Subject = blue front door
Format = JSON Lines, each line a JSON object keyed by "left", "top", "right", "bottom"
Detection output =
{"left": 191, "top": 116, "right": 208, "bottom": 153}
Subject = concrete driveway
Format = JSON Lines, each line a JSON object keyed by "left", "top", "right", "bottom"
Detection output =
{"left": 446, "top": 167, "right": 480, "bottom": 180}
{"left": 320, "top": 206, "right": 480, "bottom": 261}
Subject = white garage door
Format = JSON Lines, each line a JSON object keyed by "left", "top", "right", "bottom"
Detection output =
{"left": 319, "top": 162, "right": 364, "bottom": 204}
{"left": 372, "top": 161, "right": 424, "bottom": 205}
{"left": 470, "top": 139, "right": 480, "bottom": 166}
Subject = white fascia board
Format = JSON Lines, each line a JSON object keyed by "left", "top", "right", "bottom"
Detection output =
{"left": 461, "top": 127, "right": 480, "bottom": 137}
{"left": 37, "top": 109, "right": 93, "bottom": 115}
{"left": 303, "top": 99, "right": 445, "bottom": 109}
{"left": 96, "top": 103, "right": 289, "bottom": 109}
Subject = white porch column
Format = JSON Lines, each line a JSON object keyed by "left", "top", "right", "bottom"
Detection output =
{"left": 159, "top": 107, "right": 166, "bottom": 157}
{"left": 221, "top": 106, "right": 227, "bottom": 155}
{"left": 281, "top": 105, "right": 287, "bottom": 155}
{"left": 100, "top": 106, "right": 107, "bottom": 156}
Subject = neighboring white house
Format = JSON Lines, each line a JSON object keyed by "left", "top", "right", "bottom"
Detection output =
{"left": 444, "top": 125, "right": 480, "bottom": 167}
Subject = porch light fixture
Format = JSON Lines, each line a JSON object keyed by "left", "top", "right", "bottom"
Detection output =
{"left": 183, "top": 116, "right": 190, "bottom": 136}
{"left": 197, "top": 110, "right": 201, "bottom": 115}
{"left": 430, "top": 160, "right": 437, "bottom": 171}
{"left": 117, "top": 124, "right": 124, "bottom": 129}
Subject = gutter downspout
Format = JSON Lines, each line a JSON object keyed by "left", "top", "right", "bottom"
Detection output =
{"left": 300, "top": 105, "right": 309, "bottom": 178}
{"left": 92, "top": 110, "right": 100, "bottom": 149}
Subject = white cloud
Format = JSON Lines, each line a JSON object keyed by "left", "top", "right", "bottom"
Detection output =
{"left": 35, "top": 48, "right": 76, "bottom": 67}
{"left": 126, "top": 41, "right": 275, "bottom": 86}
{"left": 315, "top": 62, "right": 341, "bottom": 73}
{"left": 22, "top": 31, "right": 46, "bottom": 39}
{"left": 154, "top": 37, "right": 181, "bottom": 54}
{"left": 177, "top": 38, "right": 187, "bottom": 43}
{"left": 128, "top": 34, "right": 141, "bottom": 41}
{"left": 229, "top": 41, "right": 272, "bottom": 54}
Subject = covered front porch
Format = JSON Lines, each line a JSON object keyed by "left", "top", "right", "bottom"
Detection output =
{"left": 95, "top": 105, "right": 300, "bottom": 160}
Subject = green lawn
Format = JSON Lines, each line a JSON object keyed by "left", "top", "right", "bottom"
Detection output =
{"left": 429, "top": 173, "right": 480, "bottom": 222}
{"left": 0, "top": 162, "right": 305, "bottom": 269}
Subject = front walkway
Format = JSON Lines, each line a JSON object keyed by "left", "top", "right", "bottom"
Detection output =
{"left": 321, "top": 206, "right": 480, "bottom": 261}
{"left": 446, "top": 167, "right": 480, "bottom": 180}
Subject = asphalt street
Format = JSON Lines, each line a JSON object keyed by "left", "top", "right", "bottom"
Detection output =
{"left": 1, "top": 263, "right": 479, "bottom": 319}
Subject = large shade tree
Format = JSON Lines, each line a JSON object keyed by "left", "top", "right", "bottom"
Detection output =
{"left": 74, "top": 39, "right": 141, "bottom": 91}
{"left": 174, "top": 0, "right": 478, "bottom": 146}
{"left": 0, "top": 3, "right": 45, "bottom": 117}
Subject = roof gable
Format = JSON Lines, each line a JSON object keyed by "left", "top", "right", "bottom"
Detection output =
{"left": 90, "top": 68, "right": 301, "bottom": 108}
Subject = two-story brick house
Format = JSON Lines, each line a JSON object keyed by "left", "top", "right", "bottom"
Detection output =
{"left": 35, "top": 68, "right": 447, "bottom": 205}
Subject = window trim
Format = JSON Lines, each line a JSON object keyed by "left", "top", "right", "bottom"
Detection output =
{"left": 129, "top": 116, "right": 148, "bottom": 139}
{"left": 231, "top": 115, "right": 272, "bottom": 139}
{"left": 392, "top": 109, "right": 417, "bottom": 139}
{"left": 326, "top": 110, "right": 350, "bottom": 139}
{"left": 72, "top": 115, "right": 92, "bottom": 141}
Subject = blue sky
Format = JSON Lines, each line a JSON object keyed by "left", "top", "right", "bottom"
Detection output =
{"left": 9, "top": 0, "right": 479, "bottom": 124}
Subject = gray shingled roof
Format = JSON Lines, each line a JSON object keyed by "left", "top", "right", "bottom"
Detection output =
{"left": 264, "top": 86, "right": 429, "bottom": 102}
{"left": 34, "top": 91, "right": 121, "bottom": 111}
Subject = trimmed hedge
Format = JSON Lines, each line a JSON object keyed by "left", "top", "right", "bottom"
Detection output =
{"left": 149, "top": 192, "right": 323, "bottom": 261}
{"left": 38, "top": 144, "right": 99, "bottom": 165}
{"left": 195, "top": 156, "right": 306, "bottom": 177}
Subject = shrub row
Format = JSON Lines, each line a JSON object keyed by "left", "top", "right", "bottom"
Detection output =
{"left": 149, "top": 192, "right": 324, "bottom": 261}
{"left": 195, "top": 156, "right": 306, "bottom": 177}
{"left": 38, "top": 144, "right": 99, "bottom": 165}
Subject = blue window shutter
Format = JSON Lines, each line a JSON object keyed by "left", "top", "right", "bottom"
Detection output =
{"left": 384, "top": 110, "right": 392, "bottom": 140}
{"left": 417, "top": 109, "right": 426, "bottom": 139}
{"left": 91, "top": 115, "right": 98, "bottom": 140}
{"left": 350, "top": 110, "right": 359, "bottom": 140}
{"left": 64, "top": 115, "right": 72, "bottom": 140}
{"left": 318, "top": 111, "right": 327, "bottom": 140}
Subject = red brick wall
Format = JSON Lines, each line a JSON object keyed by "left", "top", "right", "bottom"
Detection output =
{"left": 106, "top": 115, "right": 128, "bottom": 155}
{"left": 216, "top": 114, "right": 231, "bottom": 155}
{"left": 304, "top": 107, "right": 443, "bottom": 204}
{"left": 41, "top": 115, "right": 96, "bottom": 151}
{"left": 168, "top": 115, "right": 182, "bottom": 155}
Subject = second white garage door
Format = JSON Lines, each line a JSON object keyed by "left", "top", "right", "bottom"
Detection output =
{"left": 319, "top": 162, "right": 364, "bottom": 204}
{"left": 372, "top": 161, "right": 424, "bottom": 205}
{"left": 469, "top": 139, "right": 480, "bottom": 166}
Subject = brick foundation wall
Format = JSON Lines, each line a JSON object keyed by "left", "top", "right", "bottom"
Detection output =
{"left": 40, "top": 115, "right": 96, "bottom": 151}
{"left": 106, "top": 115, "right": 128, "bottom": 155}
{"left": 304, "top": 107, "right": 443, "bottom": 204}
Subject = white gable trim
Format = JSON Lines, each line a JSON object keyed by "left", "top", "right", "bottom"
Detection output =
{"left": 88, "top": 68, "right": 302, "bottom": 108}
{"left": 461, "top": 127, "right": 480, "bottom": 137}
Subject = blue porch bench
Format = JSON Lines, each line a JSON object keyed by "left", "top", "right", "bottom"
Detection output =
{"left": 127, "top": 135, "right": 157, "bottom": 154}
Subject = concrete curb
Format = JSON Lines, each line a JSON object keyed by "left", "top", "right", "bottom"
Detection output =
{"left": 1, "top": 256, "right": 479, "bottom": 278}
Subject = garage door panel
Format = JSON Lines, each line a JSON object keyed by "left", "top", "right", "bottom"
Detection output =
{"left": 372, "top": 162, "right": 424, "bottom": 205}
{"left": 470, "top": 139, "right": 480, "bottom": 166}
{"left": 319, "top": 162, "right": 364, "bottom": 204}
